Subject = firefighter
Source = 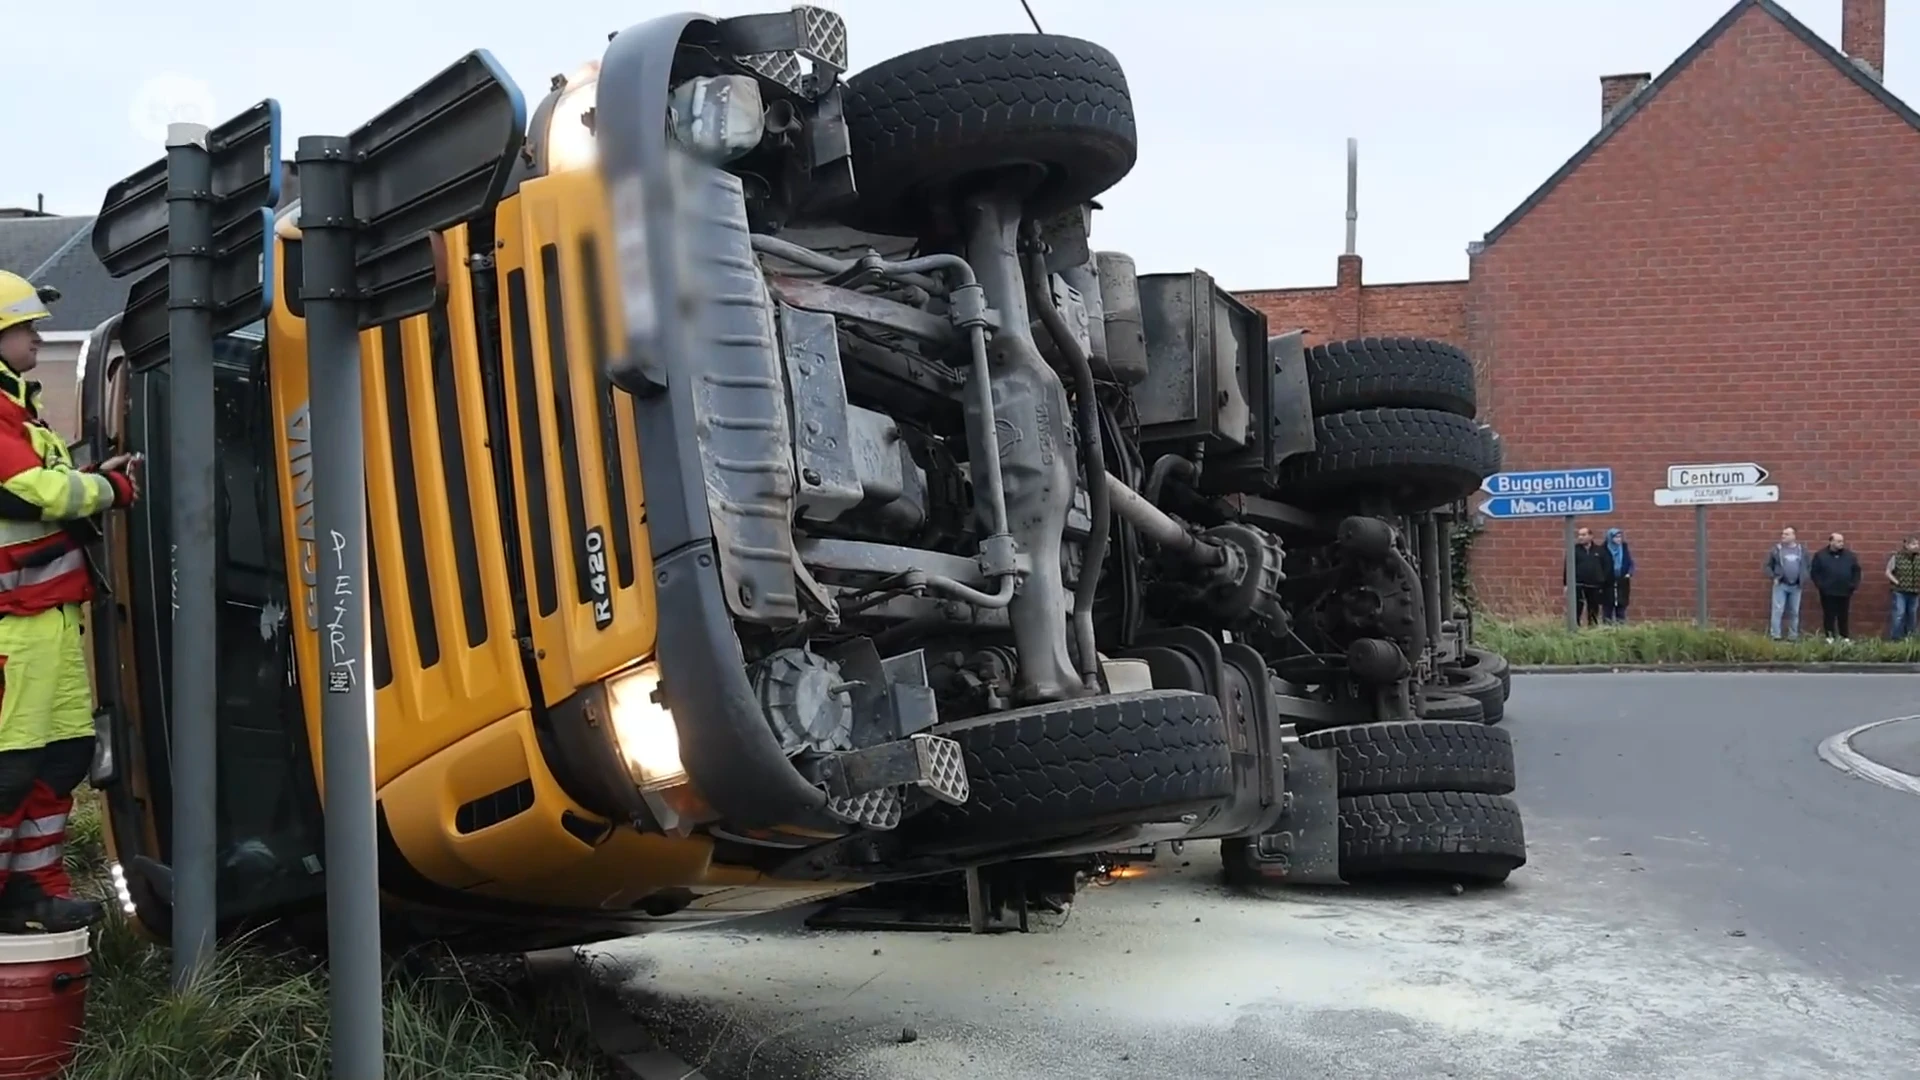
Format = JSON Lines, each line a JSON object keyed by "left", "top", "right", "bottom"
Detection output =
{"left": 0, "top": 270, "right": 139, "bottom": 933}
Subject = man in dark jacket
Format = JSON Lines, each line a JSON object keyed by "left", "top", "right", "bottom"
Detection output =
{"left": 1808, "top": 532, "right": 1861, "bottom": 640}
{"left": 1572, "top": 525, "right": 1614, "bottom": 627}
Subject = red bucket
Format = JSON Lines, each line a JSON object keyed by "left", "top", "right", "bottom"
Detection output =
{"left": 0, "top": 928, "right": 90, "bottom": 1079}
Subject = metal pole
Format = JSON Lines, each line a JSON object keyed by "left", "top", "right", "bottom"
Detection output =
{"left": 1564, "top": 515, "right": 1577, "bottom": 631}
{"left": 295, "top": 134, "right": 385, "bottom": 1080}
{"left": 164, "top": 121, "right": 219, "bottom": 991}
{"left": 1695, "top": 504, "right": 1708, "bottom": 628}
{"left": 1344, "top": 137, "right": 1359, "bottom": 256}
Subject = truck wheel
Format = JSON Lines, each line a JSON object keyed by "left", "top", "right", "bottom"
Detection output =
{"left": 840, "top": 34, "right": 1139, "bottom": 236}
{"left": 919, "top": 690, "right": 1233, "bottom": 843}
{"left": 1458, "top": 645, "right": 1512, "bottom": 702}
{"left": 1438, "top": 665, "right": 1505, "bottom": 725}
{"left": 1417, "top": 690, "right": 1484, "bottom": 724}
{"left": 1339, "top": 791, "right": 1527, "bottom": 884}
{"left": 1306, "top": 337, "right": 1476, "bottom": 418}
{"left": 1303, "top": 720, "right": 1514, "bottom": 797}
{"left": 1271, "top": 408, "right": 1501, "bottom": 513}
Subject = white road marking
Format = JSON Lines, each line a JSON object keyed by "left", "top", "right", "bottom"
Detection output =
{"left": 1816, "top": 714, "right": 1920, "bottom": 798}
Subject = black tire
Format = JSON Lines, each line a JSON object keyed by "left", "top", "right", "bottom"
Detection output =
{"left": 1303, "top": 720, "right": 1514, "bottom": 797}
{"left": 1417, "top": 690, "right": 1484, "bottom": 724}
{"left": 921, "top": 690, "right": 1233, "bottom": 842}
{"left": 1306, "top": 337, "right": 1476, "bottom": 418}
{"left": 1438, "top": 665, "right": 1505, "bottom": 725}
{"left": 840, "top": 34, "right": 1139, "bottom": 236}
{"left": 1272, "top": 408, "right": 1502, "bottom": 513}
{"left": 1459, "top": 645, "right": 1512, "bottom": 702}
{"left": 1339, "top": 791, "right": 1527, "bottom": 884}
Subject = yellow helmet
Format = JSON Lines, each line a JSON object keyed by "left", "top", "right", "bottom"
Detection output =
{"left": 0, "top": 271, "right": 55, "bottom": 334}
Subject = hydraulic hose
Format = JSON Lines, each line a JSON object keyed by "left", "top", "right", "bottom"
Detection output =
{"left": 1026, "top": 245, "right": 1110, "bottom": 692}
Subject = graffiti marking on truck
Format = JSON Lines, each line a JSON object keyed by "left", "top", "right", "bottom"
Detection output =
{"left": 286, "top": 402, "right": 319, "bottom": 631}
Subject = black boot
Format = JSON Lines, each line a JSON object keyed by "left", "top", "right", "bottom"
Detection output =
{"left": 0, "top": 875, "right": 104, "bottom": 934}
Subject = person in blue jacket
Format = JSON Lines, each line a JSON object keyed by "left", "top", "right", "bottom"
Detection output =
{"left": 1602, "top": 527, "right": 1636, "bottom": 624}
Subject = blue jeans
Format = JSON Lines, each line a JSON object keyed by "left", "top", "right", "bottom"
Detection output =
{"left": 1770, "top": 581, "right": 1802, "bottom": 640}
{"left": 1889, "top": 591, "right": 1920, "bottom": 641}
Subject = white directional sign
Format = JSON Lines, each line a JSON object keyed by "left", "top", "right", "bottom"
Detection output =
{"left": 1654, "top": 484, "right": 1780, "bottom": 507}
{"left": 1667, "top": 462, "right": 1768, "bottom": 490}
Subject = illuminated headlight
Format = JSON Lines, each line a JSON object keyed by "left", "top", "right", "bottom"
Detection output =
{"left": 545, "top": 63, "right": 601, "bottom": 174}
{"left": 668, "top": 75, "right": 766, "bottom": 164}
{"left": 109, "top": 861, "right": 136, "bottom": 915}
{"left": 605, "top": 662, "right": 687, "bottom": 790}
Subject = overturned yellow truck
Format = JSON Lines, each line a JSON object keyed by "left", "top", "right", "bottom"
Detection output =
{"left": 79, "top": 7, "right": 1523, "bottom": 953}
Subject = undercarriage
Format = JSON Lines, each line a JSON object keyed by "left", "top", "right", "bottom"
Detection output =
{"left": 593, "top": 10, "right": 1527, "bottom": 893}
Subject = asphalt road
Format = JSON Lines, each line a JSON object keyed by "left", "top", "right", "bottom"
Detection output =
{"left": 591, "top": 674, "right": 1920, "bottom": 1080}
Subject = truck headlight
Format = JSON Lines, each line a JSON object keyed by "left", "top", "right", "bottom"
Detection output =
{"left": 605, "top": 661, "right": 687, "bottom": 790}
{"left": 545, "top": 64, "right": 600, "bottom": 174}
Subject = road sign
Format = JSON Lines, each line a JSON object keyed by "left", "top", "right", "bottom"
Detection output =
{"left": 1654, "top": 484, "right": 1780, "bottom": 507}
{"left": 1479, "top": 492, "right": 1615, "bottom": 519}
{"left": 1481, "top": 467, "right": 1612, "bottom": 497}
{"left": 94, "top": 101, "right": 283, "bottom": 370}
{"left": 1667, "top": 462, "right": 1768, "bottom": 490}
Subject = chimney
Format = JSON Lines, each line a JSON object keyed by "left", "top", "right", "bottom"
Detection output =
{"left": 1843, "top": 0, "right": 1885, "bottom": 81}
{"left": 1599, "top": 73, "right": 1652, "bottom": 124}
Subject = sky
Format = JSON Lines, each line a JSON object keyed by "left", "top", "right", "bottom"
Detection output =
{"left": 12, "top": 0, "right": 1915, "bottom": 291}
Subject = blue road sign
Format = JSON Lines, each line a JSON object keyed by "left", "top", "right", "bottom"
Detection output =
{"left": 1479, "top": 492, "right": 1615, "bottom": 519}
{"left": 1481, "top": 468, "right": 1613, "bottom": 497}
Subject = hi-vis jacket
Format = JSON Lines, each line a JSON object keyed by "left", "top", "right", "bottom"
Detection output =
{"left": 0, "top": 366, "right": 131, "bottom": 615}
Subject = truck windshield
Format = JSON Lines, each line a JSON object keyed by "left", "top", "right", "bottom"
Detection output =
{"left": 125, "top": 324, "right": 327, "bottom": 919}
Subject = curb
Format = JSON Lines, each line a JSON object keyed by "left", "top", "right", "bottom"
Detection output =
{"left": 1511, "top": 662, "right": 1920, "bottom": 674}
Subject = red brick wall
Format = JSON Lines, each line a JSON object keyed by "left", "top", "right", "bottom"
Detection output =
{"left": 1469, "top": 4, "right": 1920, "bottom": 633}
{"left": 1239, "top": 254, "right": 1467, "bottom": 350}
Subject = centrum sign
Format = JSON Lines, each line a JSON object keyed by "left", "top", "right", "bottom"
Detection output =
{"left": 1667, "top": 462, "right": 1768, "bottom": 489}
{"left": 1480, "top": 467, "right": 1612, "bottom": 496}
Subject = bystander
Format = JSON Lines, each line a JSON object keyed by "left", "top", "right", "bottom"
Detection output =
{"left": 1808, "top": 532, "right": 1860, "bottom": 641}
{"left": 1765, "top": 526, "right": 1808, "bottom": 641}
{"left": 1885, "top": 535, "right": 1920, "bottom": 641}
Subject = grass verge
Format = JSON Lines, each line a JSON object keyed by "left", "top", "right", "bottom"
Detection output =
{"left": 62, "top": 790, "right": 606, "bottom": 1080}
{"left": 1479, "top": 617, "right": 1920, "bottom": 666}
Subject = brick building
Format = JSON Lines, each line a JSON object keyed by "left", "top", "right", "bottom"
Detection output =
{"left": 1243, "top": 0, "right": 1920, "bottom": 634}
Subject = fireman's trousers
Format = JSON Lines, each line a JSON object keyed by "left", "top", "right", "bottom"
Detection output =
{"left": 0, "top": 605, "right": 96, "bottom": 901}
{"left": 0, "top": 604, "right": 93, "bottom": 753}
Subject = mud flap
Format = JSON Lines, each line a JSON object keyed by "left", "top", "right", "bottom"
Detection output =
{"left": 1222, "top": 726, "right": 1340, "bottom": 885}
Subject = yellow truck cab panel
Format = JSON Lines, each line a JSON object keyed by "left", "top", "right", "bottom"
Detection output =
{"left": 268, "top": 225, "right": 530, "bottom": 789}
{"left": 492, "top": 170, "right": 661, "bottom": 704}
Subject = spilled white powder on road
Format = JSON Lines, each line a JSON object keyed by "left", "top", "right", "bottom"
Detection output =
{"left": 590, "top": 829, "right": 1920, "bottom": 1080}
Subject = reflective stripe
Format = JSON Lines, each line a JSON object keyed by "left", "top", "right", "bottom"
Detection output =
{"left": 16, "top": 813, "right": 65, "bottom": 839}
{"left": 0, "top": 547, "right": 82, "bottom": 593}
{"left": 0, "top": 294, "right": 48, "bottom": 320}
{"left": 45, "top": 470, "right": 109, "bottom": 518}
{"left": 10, "top": 845, "right": 60, "bottom": 872}
{"left": 0, "top": 518, "right": 60, "bottom": 545}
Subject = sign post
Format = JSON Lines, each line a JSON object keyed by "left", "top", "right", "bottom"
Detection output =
{"left": 1655, "top": 463, "right": 1777, "bottom": 629}
{"left": 1478, "top": 468, "right": 1615, "bottom": 630}
{"left": 91, "top": 103, "right": 283, "bottom": 990}
{"left": 297, "top": 53, "right": 525, "bottom": 1080}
